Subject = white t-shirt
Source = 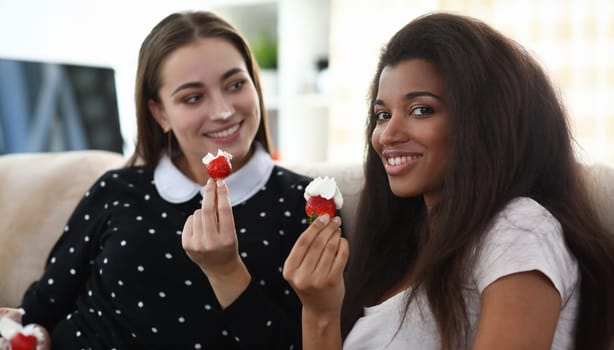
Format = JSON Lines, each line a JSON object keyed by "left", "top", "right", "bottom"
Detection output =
{"left": 343, "top": 197, "right": 579, "bottom": 350}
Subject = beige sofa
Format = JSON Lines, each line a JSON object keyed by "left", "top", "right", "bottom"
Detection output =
{"left": 0, "top": 150, "right": 613, "bottom": 307}
{"left": 0, "top": 150, "right": 364, "bottom": 307}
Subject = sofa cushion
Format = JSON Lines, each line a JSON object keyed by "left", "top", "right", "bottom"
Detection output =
{"left": 1, "top": 150, "right": 611, "bottom": 310}
{"left": 0, "top": 151, "right": 366, "bottom": 307}
{"left": 0, "top": 150, "right": 125, "bottom": 306}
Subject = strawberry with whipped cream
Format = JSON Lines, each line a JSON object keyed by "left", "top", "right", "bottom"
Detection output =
{"left": 202, "top": 149, "right": 233, "bottom": 179}
{"left": 304, "top": 176, "right": 344, "bottom": 222}
{"left": 0, "top": 316, "right": 44, "bottom": 350}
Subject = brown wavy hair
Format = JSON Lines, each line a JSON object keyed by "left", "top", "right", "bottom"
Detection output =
{"left": 127, "top": 11, "right": 271, "bottom": 167}
{"left": 341, "top": 12, "right": 614, "bottom": 350}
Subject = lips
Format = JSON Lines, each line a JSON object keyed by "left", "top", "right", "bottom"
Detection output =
{"left": 381, "top": 150, "right": 423, "bottom": 175}
{"left": 205, "top": 122, "right": 240, "bottom": 139}
{"left": 386, "top": 154, "right": 422, "bottom": 166}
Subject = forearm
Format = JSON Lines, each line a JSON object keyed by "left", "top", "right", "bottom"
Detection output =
{"left": 301, "top": 308, "right": 343, "bottom": 350}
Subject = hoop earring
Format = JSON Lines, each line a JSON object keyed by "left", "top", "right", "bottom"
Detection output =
{"left": 164, "top": 127, "right": 172, "bottom": 159}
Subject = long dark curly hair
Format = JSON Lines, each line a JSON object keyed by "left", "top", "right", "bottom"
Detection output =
{"left": 342, "top": 12, "right": 614, "bottom": 350}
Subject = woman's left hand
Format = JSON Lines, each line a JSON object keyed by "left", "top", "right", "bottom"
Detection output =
{"left": 283, "top": 214, "right": 349, "bottom": 316}
{"left": 0, "top": 326, "right": 51, "bottom": 350}
{"left": 0, "top": 308, "right": 51, "bottom": 350}
{"left": 182, "top": 178, "right": 251, "bottom": 308}
{"left": 33, "top": 325, "right": 50, "bottom": 350}
{"left": 282, "top": 215, "right": 348, "bottom": 350}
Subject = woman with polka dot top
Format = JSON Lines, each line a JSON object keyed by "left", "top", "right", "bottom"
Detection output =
{"left": 0, "top": 11, "right": 313, "bottom": 349}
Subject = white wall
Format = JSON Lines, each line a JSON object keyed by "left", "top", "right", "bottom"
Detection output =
{"left": 0, "top": 0, "right": 210, "bottom": 155}
{"left": 328, "top": 0, "right": 614, "bottom": 164}
{"left": 2, "top": 0, "right": 612, "bottom": 164}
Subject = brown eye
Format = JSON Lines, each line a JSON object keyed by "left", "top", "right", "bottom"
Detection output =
{"left": 375, "top": 111, "right": 391, "bottom": 121}
{"left": 410, "top": 106, "right": 433, "bottom": 117}
{"left": 184, "top": 95, "right": 201, "bottom": 104}
{"left": 228, "top": 79, "right": 245, "bottom": 91}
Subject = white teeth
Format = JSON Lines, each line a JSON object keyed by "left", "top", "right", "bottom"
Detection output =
{"left": 386, "top": 155, "right": 421, "bottom": 166}
{"left": 207, "top": 124, "right": 240, "bottom": 138}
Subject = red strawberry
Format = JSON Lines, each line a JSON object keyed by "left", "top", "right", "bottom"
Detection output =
{"left": 206, "top": 156, "right": 231, "bottom": 179}
{"left": 202, "top": 150, "right": 232, "bottom": 179}
{"left": 10, "top": 332, "right": 37, "bottom": 350}
{"left": 305, "top": 195, "right": 336, "bottom": 223}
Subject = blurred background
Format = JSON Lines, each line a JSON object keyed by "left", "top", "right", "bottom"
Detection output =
{"left": 0, "top": 0, "right": 612, "bottom": 164}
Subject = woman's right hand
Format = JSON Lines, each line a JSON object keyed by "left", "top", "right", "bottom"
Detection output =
{"left": 182, "top": 178, "right": 251, "bottom": 309}
{"left": 283, "top": 214, "right": 349, "bottom": 320}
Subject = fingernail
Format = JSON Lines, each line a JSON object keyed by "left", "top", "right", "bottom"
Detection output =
{"left": 333, "top": 216, "right": 342, "bottom": 225}
{"left": 216, "top": 179, "right": 224, "bottom": 187}
{"left": 207, "top": 178, "right": 213, "bottom": 185}
{"left": 319, "top": 214, "right": 330, "bottom": 223}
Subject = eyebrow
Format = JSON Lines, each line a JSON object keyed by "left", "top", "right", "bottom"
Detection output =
{"left": 169, "top": 67, "right": 247, "bottom": 97}
{"left": 374, "top": 91, "right": 442, "bottom": 106}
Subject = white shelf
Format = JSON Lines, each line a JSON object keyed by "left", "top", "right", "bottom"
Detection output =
{"left": 208, "top": 0, "right": 332, "bottom": 162}
{"left": 286, "top": 93, "right": 330, "bottom": 109}
{"left": 264, "top": 93, "right": 330, "bottom": 112}
{"left": 208, "top": 2, "right": 277, "bottom": 46}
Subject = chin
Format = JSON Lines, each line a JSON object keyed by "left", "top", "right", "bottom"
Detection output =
{"left": 389, "top": 186, "right": 420, "bottom": 198}
{"left": 385, "top": 177, "right": 413, "bottom": 196}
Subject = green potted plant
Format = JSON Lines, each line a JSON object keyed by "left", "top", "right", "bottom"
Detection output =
{"left": 252, "top": 30, "right": 278, "bottom": 96}
{"left": 252, "top": 30, "right": 278, "bottom": 70}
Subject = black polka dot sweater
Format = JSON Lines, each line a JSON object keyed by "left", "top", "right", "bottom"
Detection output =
{"left": 20, "top": 150, "right": 311, "bottom": 349}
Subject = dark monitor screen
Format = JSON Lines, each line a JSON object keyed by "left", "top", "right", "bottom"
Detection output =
{"left": 0, "top": 58, "right": 123, "bottom": 154}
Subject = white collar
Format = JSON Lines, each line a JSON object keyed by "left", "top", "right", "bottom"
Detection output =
{"left": 153, "top": 143, "right": 274, "bottom": 206}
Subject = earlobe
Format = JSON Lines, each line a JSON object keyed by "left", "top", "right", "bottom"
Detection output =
{"left": 148, "top": 99, "right": 170, "bottom": 131}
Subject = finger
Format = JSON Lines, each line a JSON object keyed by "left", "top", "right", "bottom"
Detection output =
{"left": 191, "top": 209, "right": 207, "bottom": 248}
{"left": 201, "top": 179, "right": 219, "bottom": 235}
{"left": 33, "top": 324, "right": 51, "bottom": 350}
{"left": 182, "top": 214, "right": 194, "bottom": 237}
{"left": 329, "top": 237, "right": 350, "bottom": 279}
{"left": 312, "top": 229, "right": 343, "bottom": 276}
{"left": 201, "top": 178, "right": 214, "bottom": 210}
{"left": 300, "top": 217, "right": 342, "bottom": 273}
{"left": 283, "top": 214, "right": 332, "bottom": 274}
{"left": 215, "top": 179, "right": 236, "bottom": 238}
{"left": 333, "top": 215, "right": 343, "bottom": 227}
{"left": 0, "top": 307, "right": 23, "bottom": 323}
{"left": 181, "top": 215, "right": 194, "bottom": 248}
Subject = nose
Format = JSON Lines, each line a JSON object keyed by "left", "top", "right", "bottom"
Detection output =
{"left": 208, "top": 91, "right": 234, "bottom": 121}
{"left": 378, "top": 112, "right": 408, "bottom": 145}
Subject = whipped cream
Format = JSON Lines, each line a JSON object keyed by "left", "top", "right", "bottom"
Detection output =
{"left": 304, "top": 176, "right": 344, "bottom": 209}
{"left": 0, "top": 316, "right": 44, "bottom": 343}
{"left": 202, "top": 149, "right": 233, "bottom": 165}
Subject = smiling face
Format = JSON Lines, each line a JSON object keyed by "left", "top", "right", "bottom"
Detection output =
{"left": 371, "top": 59, "right": 449, "bottom": 208}
{"left": 149, "top": 37, "right": 261, "bottom": 182}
